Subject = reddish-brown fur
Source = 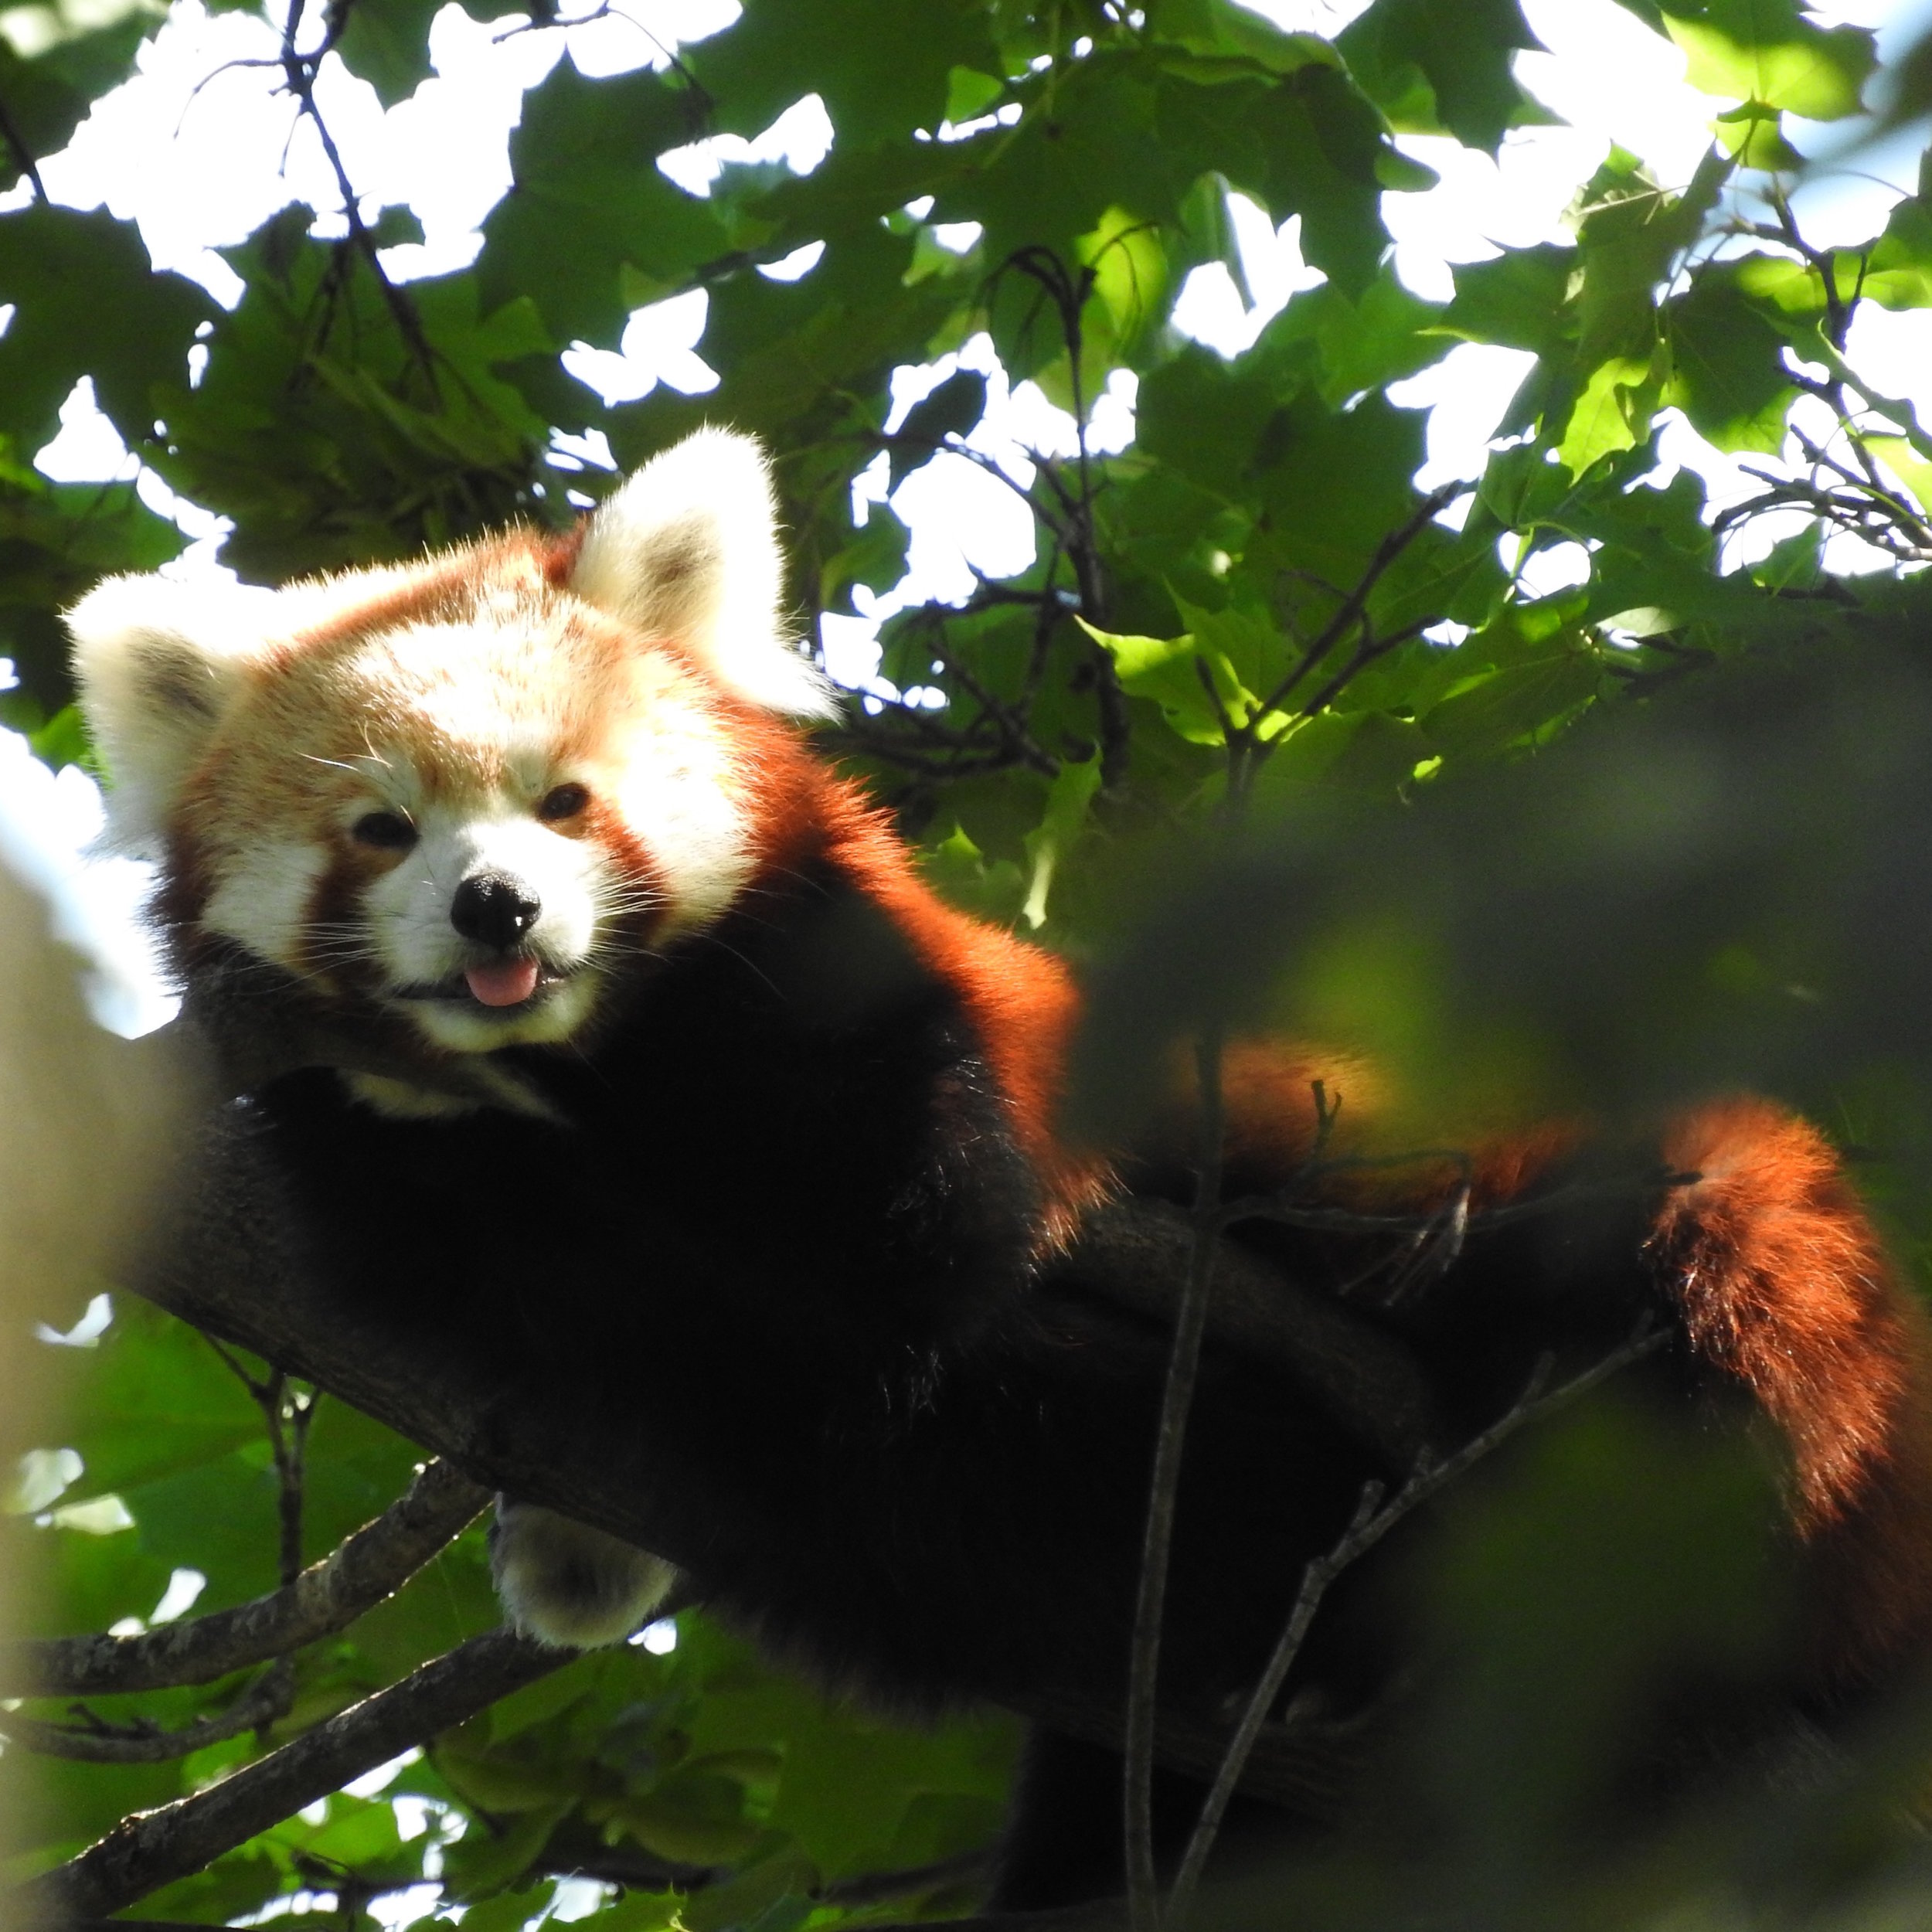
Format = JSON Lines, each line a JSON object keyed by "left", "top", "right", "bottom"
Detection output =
{"left": 691, "top": 717, "right": 1113, "bottom": 1249}
{"left": 1652, "top": 1100, "right": 1932, "bottom": 1681}
{"left": 807, "top": 777, "right": 1111, "bottom": 1245}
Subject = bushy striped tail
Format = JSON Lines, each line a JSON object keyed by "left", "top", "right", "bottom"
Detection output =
{"left": 1654, "top": 1099, "right": 1932, "bottom": 1686}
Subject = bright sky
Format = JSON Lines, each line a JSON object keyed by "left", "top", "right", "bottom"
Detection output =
{"left": 6, "top": 0, "right": 1932, "bottom": 1041}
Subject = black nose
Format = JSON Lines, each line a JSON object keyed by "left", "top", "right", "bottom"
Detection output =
{"left": 451, "top": 872, "right": 542, "bottom": 950}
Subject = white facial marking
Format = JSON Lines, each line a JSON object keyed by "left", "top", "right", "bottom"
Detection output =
{"left": 613, "top": 665, "right": 753, "bottom": 938}
{"left": 202, "top": 839, "right": 327, "bottom": 970}
{"left": 362, "top": 792, "right": 614, "bottom": 1053}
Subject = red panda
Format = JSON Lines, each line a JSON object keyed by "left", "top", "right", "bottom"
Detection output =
{"left": 66, "top": 429, "right": 1932, "bottom": 1903}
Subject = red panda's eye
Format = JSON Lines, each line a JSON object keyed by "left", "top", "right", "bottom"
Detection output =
{"left": 353, "top": 811, "right": 417, "bottom": 851}
{"left": 538, "top": 783, "right": 589, "bottom": 823}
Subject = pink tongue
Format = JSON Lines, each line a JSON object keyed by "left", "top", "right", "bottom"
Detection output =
{"left": 464, "top": 957, "right": 541, "bottom": 1008}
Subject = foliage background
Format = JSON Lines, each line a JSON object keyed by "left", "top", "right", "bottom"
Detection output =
{"left": 14, "top": 0, "right": 1932, "bottom": 1926}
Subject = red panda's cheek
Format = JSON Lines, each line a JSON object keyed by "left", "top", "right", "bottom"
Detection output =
{"left": 581, "top": 805, "right": 674, "bottom": 945}
{"left": 199, "top": 838, "right": 331, "bottom": 978}
{"left": 296, "top": 849, "right": 395, "bottom": 995}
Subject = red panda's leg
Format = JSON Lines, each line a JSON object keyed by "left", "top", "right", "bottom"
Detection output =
{"left": 489, "top": 1499, "right": 678, "bottom": 1649}
{"left": 1653, "top": 1099, "right": 1932, "bottom": 1686}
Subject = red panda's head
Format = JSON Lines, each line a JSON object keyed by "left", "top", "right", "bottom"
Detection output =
{"left": 68, "top": 429, "right": 835, "bottom": 1056}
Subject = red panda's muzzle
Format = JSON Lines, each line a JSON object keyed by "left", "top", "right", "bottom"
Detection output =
{"left": 447, "top": 871, "right": 547, "bottom": 1007}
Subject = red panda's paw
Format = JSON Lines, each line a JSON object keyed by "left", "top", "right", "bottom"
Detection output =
{"left": 490, "top": 1498, "right": 678, "bottom": 1649}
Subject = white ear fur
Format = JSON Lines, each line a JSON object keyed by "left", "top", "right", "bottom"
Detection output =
{"left": 66, "top": 574, "right": 283, "bottom": 854}
{"left": 570, "top": 428, "right": 837, "bottom": 719}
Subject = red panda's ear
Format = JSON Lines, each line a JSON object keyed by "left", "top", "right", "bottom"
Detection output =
{"left": 65, "top": 574, "right": 281, "bottom": 855}
{"left": 570, "top": 427, "right": 837, "bottom": 719}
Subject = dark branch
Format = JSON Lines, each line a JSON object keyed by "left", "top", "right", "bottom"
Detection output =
{"left": 1287, "top": 615, "right": 1435, "bottom": 724}
{"left": 23, "top": 1630, "right": 571, "bottom": 1921}
{"left": 71, "top": 1913, "right": 1104, "bottom": 1932}
{"left": 542, "top": 1844, "right": 995, "bottom": 1904}
{"left": 1046, "top": 1199, "right": 1432, "bottom": 1503}
{"left": 2, "top": 1458, "right": 488, "bottom": 1697}
{"left": 270, "top": 0, "right": 440, "bottom": 393}
{"left": 4, "top": 1661, "right": 293, "bottom": 1764}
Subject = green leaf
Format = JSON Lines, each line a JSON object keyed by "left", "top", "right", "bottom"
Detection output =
{"left": 1135, "top": 342, "right": 1285, "bottom": 497}
{"left": 0, "top": 13, "right": 155, "bottom": 195}
{"left": 1664, "top": 266, "right": 1797, "bottom": 454}
{"left": 1441, "top": 244, "right": 1577, "bottom": 354}
{"left": 890, "top": 368, "right": 986, "bottom": 487}
{"left": 1862, "top": 436, "right": 1932, "bottom": 522}
{"left": 1247, "top": 390, "right": 1430, "bottom": 600}
{"left": 1260, "top": 271, "right": 1449, "bottom": 404}
{"left": 1420, "top": 638, "right": 1604, "bottom": 754}
{"left": 1662, "top": 0, "right": 1876, "bottom": 119}
{"left": 51, "top": 1301, "right": 263, "bottom": 1503}
{"left": 1338, "top": 0, "right": 1544, "bottom": 151}
{"left": 478, "top": 58, "right": 732, "bottom": 348}
{"left": 1080, "top": 617, "right": 1234, "bottom": 746}
{"left": 0, "top": 203, "right": 215, "bottom": 449}
{"left": 923, "top": 824, "right": 1028, "bottom": 924}
{"left": 1571, "top": 148, "right": 1708, "bottom": 369}
{"left": 1075, "top": 203, "right": 1170, "bottom": 373}
{"left": 1249, "top": 707, "right": 1430, "bottom": 806}
{"left": 1145, "top": 0, "right": 1337, "bottom": 74}
{"left": 818, "top": 507, "right": 910, "bottom": 612}
{"left": 0, "top": 470, "right": 185, "bottom": 716}
{"left": 1712, "top": 97, "right": 1804, "bottom": 170}
{"left": 1859, "top": 191, "right": 1932, "bottom": 312}
{"left": 153, "top": 216, "right": 553, "bottom": 582}
{"left": 1021, "top": 754, "right": 1100, "bottom": 929}
{"left": 330, "top": 0, "right": 444, "bottom": 107}
{"left": 688, "top": 0, "right": 1002, "bottom": 148}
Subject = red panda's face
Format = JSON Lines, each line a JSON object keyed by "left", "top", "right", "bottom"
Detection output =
{"left": 185, "top": 600, "right": 761, "bottom": 1052}
{"left": 68, "top": 429, "right": 835, "bottom": 1066}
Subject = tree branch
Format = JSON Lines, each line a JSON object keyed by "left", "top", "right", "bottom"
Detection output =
{"left": 22, "top": 1631, "right": 570, "bottom": 1921}
{"left": 1048, "top": 1198, "right": 1432, "bottom": 1471}
{"left": 1, "top": 1458, "right": 488, "bottom": 1697}
{"left": 270, "top": 0, "right": 440, "bottom": 394}
{"left": 3, "top": 1660, "right": 294, "bottom": 1764}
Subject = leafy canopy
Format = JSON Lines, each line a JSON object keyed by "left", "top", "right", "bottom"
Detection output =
{"left": 12, "top": 0, "right": 1932, "bottom": 1925}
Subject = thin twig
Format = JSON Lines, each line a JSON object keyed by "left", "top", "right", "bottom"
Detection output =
{"left": 1287, "top": 616, "right": 1436, "bottom": 724}
{"left": 1162, "top": 1320, "right": 1670, "bottom": 1927}
{"left": 1254, "top": 483, "right": 1464, "bottom": 722}
{"left": 1051, "top": 1199, "right": 1432, "bottom": 1471}
{"left": 990, "top": 243, "right": 1130, "bottom": 784}
{"left": 270, "top": 0, "right": 440, "bottom": 395}
{"left": 4, "top": 1660, "right": 294, "bottom": 1764}
{"left": 869, "top": 430, "right": 1076, "bottom": 550}
{"left": 1124, "top": 1028, "right": 1228, "bottom": 1932}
